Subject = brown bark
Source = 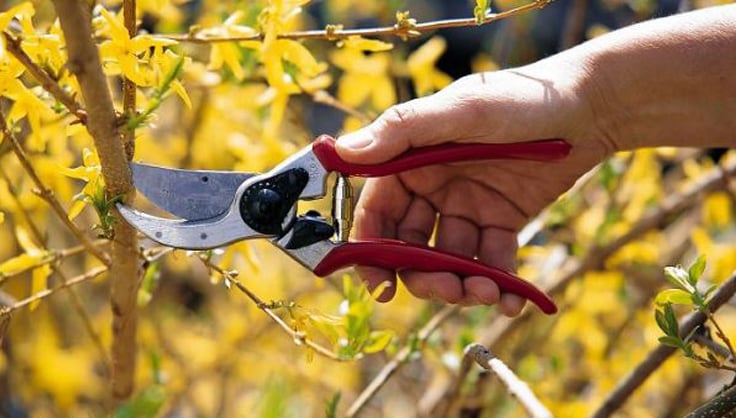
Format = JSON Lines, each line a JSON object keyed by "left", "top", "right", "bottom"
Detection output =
{"left": 51, "top": 0, "right": 141, "bottom": 401}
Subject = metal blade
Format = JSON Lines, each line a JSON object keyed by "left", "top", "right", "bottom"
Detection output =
{"left": 131, "top": 162, "right": 257, "bottom": 220}
{"left": 117, "top": 203, "right": 265, "bottom": 250}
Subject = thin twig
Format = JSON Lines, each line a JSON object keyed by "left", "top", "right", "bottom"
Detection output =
{"left": 121, "top": 0, "right": 136, "bottom": 160}
{"left": 2, "top": 31, "right": 87, "bottom": 123}
{"left": 346, "top": 305, "right": 458, "bottom": 417}
{"left": 0, "top": 167, "right": 111, "bottom": 368}
{"left": 198, "top": 256, "right": 344, "bottom": 361}
{"left": 160, "top": 0, "right": 552, "bottom": 43}
{"left": 693, "top": 333, "right": 732, "bottom": 361}
{"left": 0, "top": 240, "right": 108, "bottom": 285}
{"left": 590, "top": 272, "right": 736, "bottom": 418}
{"left": 0, "top": 112, "right": 110, "bottom": 266}
{"left": 0, "top": 307, "right": 12, "bottom": 347}
{"left": 0, "top": 266, "right": 108, "bottom": 314}
{"left": 52, "top": 0, "right": 141, "bottom": 401}
{"left": 464, "top": 343, "right": 552, "bottom": 418}
{"left": 704, "top": 310, "right": 736, "bottom": 361}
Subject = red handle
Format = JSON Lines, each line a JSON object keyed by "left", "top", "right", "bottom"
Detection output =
{"left": 313, "top": 239, "right": 557, "bottom": 314}
{"left": 312, "top": 135, "right": 571, "bottom": 177}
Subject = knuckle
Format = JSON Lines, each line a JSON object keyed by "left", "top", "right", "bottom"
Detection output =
{"left": 377, "top": 102, "right": 416, "bottom": 132}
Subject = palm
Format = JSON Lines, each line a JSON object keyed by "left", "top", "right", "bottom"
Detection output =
{"left": 337, "top": 64, "right": 612, "bottom": 315}
{"left": 353, "top": 149, "right": 603, "bottom": 315}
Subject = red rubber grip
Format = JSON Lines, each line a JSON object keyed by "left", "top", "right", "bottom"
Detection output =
{"left": 312, "top": 135, "right": 571, "bottom": 177}
{"left": 313, "top": 239, "right": 557, "bottom": 314}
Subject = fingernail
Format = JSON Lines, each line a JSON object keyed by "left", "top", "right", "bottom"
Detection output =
{"left": 337, "top": 131, "right": 373, "bottom": 150}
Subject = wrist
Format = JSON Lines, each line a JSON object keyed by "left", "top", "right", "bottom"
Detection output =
{"left": 565, "top": 5, "right": 736, "bottom": 151}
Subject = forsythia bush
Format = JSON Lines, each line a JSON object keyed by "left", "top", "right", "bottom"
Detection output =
{"left": 0, "top": 0, "right": 734, "bottom": 416}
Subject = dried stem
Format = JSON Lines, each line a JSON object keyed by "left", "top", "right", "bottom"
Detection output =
{"left": 0, "top": 112, "right": 110, "bottom": 265}
{"left": 161, "top": 0, "right": 551, "bottom": 43}
{"left": 590, "top": 272, "right": 736, "bottom": 418}
{"left": 121, "top": 0, "right": 136, "bottom": 160}
{"left": 198, "top": 256, "right": 344, "bottom": 361}
{"left": 464, "top": 343, "right": 552, "bottom": 418}
{"left": 346, "top": 305, "right": 458, "bottom": 417}
{"left": 2, "top": 31, "right": 87, "bottom": 123}
{"left": 51, "top": 0, "right": 141, "bottom": 401}
{"left": 0, "top": 266, "right": 108, "bottom": 315}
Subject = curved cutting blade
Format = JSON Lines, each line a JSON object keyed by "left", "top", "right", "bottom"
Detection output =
{"left": 117, "top": 203, "right": 265, "bottom": 249}
{"left": 131, "top": 162, "right": 256, "bottom": 220}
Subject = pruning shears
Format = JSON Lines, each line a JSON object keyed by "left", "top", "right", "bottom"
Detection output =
{"left": 117, "top": 135, "right": 571, "bottom": 314}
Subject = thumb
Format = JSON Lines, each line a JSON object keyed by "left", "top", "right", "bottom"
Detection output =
{"left": 335, "top": 94, "right": 469, "bottom": 164}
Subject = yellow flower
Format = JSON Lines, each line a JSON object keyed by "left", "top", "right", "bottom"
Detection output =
{"left": 332, "top": 47, "right": 395, "bottom": 110}
{"left": 407, "top": 36, "right": 452, "bottom": 96}
{"left": 257, "top": 0, "right": 328, "bottom": 143}
{"left": 0, "top": 58, "right": 49, "bottom": 150}
{"left": 150, "top": 46, "right": 192, "bottom": 108}
{"left": 0, "top": 2, "right": 34, "bottom": 31}
{"left": 702, "top": 191, "right": 733, "bottom": 231}
{"left": 204, "top": 11, "right": 261, "bottom": 80}
{"left": 58, "top": 148, "right": 103, "bottom": 220}
{"left": 691, "top": 227, "right": 736, "bottom": 283}
{"left": 340, "top": 36, "right": 393, "bottom": 52}
{"left": 0, "top": 226, "right": 51, "bottom": 310}
{"left": 98, "top": 7, "right": 177, "bottom": 86}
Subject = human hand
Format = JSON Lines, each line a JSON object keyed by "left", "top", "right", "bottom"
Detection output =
{"left": 335, "top": 59, "right": 615, "bottom": 316}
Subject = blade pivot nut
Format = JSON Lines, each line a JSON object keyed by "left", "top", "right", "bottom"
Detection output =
{"left": 239, "top": 168, "right": 309, "bottom": 235}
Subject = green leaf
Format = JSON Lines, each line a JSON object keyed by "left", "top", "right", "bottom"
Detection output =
{"left": 658, "top": 335, "right": 684, "bottom": 349}
{"left": 324, "top": 392, "right": 341, "bottom": 418}
{"left": 655, "top": 289, "right": 695, "bottom": 306}
{"left": 663, "top": 303, "right": 679, "bottom": 337}
{"left": 664, "top": 265, "right": 695, "bottom": 293}
{"left": 363, "top": 330, "right": 395, "bottom": 353}
{"left": 655, "top": 309, "right": 669, "bottom": 335}
{"left": 688, "top": 255, "right": 707, "bottom": 285}
{"left": 114, "top": 385, "right": 166, "bottom": 418}
{"left": 473, "top": 0, "right": 490, "bottom": 24}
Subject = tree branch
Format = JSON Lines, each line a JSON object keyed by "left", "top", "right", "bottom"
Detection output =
{"left": 0, "top": 112, "right": 110, "bottom": 265}
{"left": 51, "top": 0, "right": 141, "bottom": 401}
{"left": 2, "top": 31, "right": 87, "bottom": 124}
{"left": 198, "top": 256, "right": 345, "bottom": 362}
{"left": 0, "top": 165, "right": 111, "bottom": 369}
{"left": 121, "top": 0, "right": 136, "bottom": 160}
{"left": 590, "top": 272, "right": 736, "bottom": 418}
{"left": 684, "top": 383, "right": 736, "bottom": 418}
{"left": 0, "top": 266, "right": 108, "bottom": 314}
{"left": 464, "top": 343, "right": 553, "bottom": 418}
{"left": 160, "top": 0, "right": 552, "bottom": 43}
